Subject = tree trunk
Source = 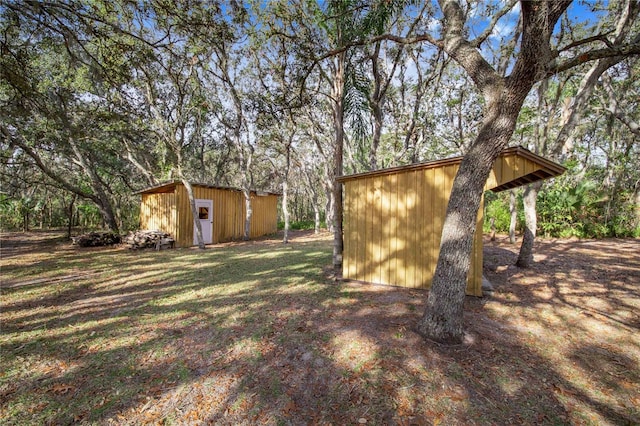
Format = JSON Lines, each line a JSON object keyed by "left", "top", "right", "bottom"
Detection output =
{"left": 370, "top": 99, "right": 382, "bottom": 170}
{"left": 243, "top": 189, "right": 252, "bottom": 241}
{"left": 67, "top": 194, "right": 76, "bottom": 239}
{"left": 39, "top": 199, "right": 45, "bottom": 229}
{"left": 324, "top": 175, "right": 335, "bottom": 234}
{"left": 282, "top": 178, "right": 290, "bottom": 244}
{"left": 97, "top": 200, "right": 119, "bottom": 233}
{"left": 509, "top": 189, "right": 517, "bottom": 243}
{"left": 314, "top": 203, "right": 321, "bottom": 234}
{"left": 282, "top": 140, "right": 292, "bottom": 244}
{"left": 66, "top": 135, "right": 120, "bottom": 233}
{"left": 634, "top": 181, "right": 640, "bottom": 230}
{"left": 332, "top": 53, "right": 346, "bottom": 270}
{"left": 490, "top": 217, "right": 496, "bottom": 241}
{"left": 416, "top": 83, "right": 529, "bottom": 344}
{"left": 516, "top": 181, "right": 542, "bottom": 268}
{"left": 22, "top": 209, "right": 29, "bottom": 232}
{"left": 182, "top": 178, "right": 205, "bottom": 249}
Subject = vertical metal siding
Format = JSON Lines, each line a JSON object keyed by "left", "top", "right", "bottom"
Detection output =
{"left": 250, "top": 195, "right": 278, "bottom": 238}
{"left": 140, "top": 192, "right": 177, "bottom": 237}
{"left": 341, "top": 150, "right": 558, "bottom": 296}
{"left": 144, "top": 184, "right": 277, "bottom": 248}
{"left": 342, "top": 162, "right": 484, "bottom": 295}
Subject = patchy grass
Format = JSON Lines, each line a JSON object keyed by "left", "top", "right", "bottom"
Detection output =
{"left": 1, "top": 230, "right": 639, "bottom": 425}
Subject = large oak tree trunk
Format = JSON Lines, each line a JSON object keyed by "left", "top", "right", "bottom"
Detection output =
{"left": 414, "top": 0, "right": 573, "bottom": 345}
{"left": 416, "top": 84, "right": 529, "bottom": 344}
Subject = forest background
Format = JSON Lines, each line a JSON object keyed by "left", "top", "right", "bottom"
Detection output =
{"left": 1, "top": 0, "right": 639, "bottom": 242}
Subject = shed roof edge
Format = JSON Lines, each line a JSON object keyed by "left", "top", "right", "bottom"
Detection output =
{"left": 336, "top": 146, "right": 565, "bottom": 184}
{"left": 135, "top": 180, "right": 281, "bottom": 196}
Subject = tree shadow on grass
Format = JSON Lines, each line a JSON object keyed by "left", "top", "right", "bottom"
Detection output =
{"left": 1, "top": 231, "right": 639, "bottom": 424}
{"left": 479, "top": 236, "right": 640, "bottom": 424}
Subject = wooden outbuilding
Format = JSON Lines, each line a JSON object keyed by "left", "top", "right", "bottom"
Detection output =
{"left": 138, "top": 182, "right": 279, "bottom": 248}
{"left": 336, "top": 146, "right": 565, "bottom": 296}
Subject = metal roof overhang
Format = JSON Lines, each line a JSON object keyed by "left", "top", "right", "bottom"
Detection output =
{"left": 135, "top": 181, "right": 281, "bottom": 196}
{"left": 336, "top": 146, "right": 566, "bottom": 191}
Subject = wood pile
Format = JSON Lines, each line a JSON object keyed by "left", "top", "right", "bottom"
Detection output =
{"left": 72, "top": 231, "right": 121, "bottom": 247}
{"left": 124, "top": 230, "right": 175, "bottom": 250}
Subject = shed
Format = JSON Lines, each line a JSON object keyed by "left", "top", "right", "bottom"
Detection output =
{"left": 336, "top": 146, "right": 565, "bottom": 296}
{"left": 138, "top": 181, "right": 279, "bottom": 247}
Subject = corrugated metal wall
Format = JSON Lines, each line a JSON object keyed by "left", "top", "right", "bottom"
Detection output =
{"left": 342, "top": 164, "right": 483, "bottom": 296}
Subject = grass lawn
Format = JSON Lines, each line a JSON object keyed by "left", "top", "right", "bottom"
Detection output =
{"left": 1, "top": 230, "right": 639, "bottom": 425}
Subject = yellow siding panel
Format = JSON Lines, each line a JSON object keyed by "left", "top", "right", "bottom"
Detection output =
{"left": 380, "top": 174, "right": 391, "bottom": 285}
{"left": 140, "top": 192, "right": 177, "bottom": 236}
{"left": 423, "top": 167, "right": 436, "bottom": 287}
{"left": 355, "top": 179, "right": 366, "bottom": 281}
{"left": 175, "top": 185, "right": 189, "bottom": 247}
{"left": 340, "top": 161, "right": 485, "bottom": 295}
{"left": 487, "top": 155, "right": 546, "bottom": 190}
{"left": 250, "top": 195, "right": 278, "bottom": 238}
{"left": 341, "top": 148, "right": 562, "bottom": 295}
{"left": 370, "top": 177, "right": 378, "bottom": 284}
{"left": 486, "top": 156, "right": 503, "bottom": 190}
{"left": 362, "top": 178, "right": 370, "bottom": 283}
{"left": 397, "top": 171, "right": 409, "bottom": 287}
{"left": 512, "top": 155, "right": 520, "bottom": 181}
{"left": 372, "top": 177, "right": 383, "bottom": 285}
{"left": 343, "top": 181, "right": 355, "bottom": 279}
{"left": 415, "top": 169, "right": 426, "bottom": 287}
{"left": 505, "top": 155, "right": 516, "bottom": 183}
{"left": 388, "top": 174, "right": 398, "bottom": 286}
{"left": 406, "top": 170, "right": 418, "bottom": 288}
{"left": 432, "top": 166, "right": 444, "bottom": 287}
{"left": 142, "top": 184, "right": 278, "bottom": 248}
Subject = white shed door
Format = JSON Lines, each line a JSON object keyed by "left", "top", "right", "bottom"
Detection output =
{"left": 193, "top": 199, "right": 213, "bottom": 245}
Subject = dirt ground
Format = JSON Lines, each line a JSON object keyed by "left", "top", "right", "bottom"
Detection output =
{"left": 1, "top": 230, "right": 638, "bottom": 425}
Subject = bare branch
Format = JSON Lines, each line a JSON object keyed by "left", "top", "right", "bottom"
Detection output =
{"left": 600, "top": 73, "right": 640, "bottom": 136}
{"left": 548, "top": 43, "right": 640, "bottom": 76}
{"left": 558, "top": 32, "right": 615, "bottom": 52}
{"left": 470, "top": 0, "right": 520, "bottom": 48}
{"left": 314, "top": 32, "right": 440, "bottom": 64}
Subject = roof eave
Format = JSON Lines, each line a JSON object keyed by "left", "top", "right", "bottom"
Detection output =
{"left": 135, "top": 180, "right": 281, "bottom": 196}
{"left": 336, "top": 146, "right": 566, "bottom": 188}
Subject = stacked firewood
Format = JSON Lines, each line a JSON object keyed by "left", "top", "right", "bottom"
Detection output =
{"left": 72, "top": 231, "right": 122, "bottom": 247}
{"left": 123, "top": 230, "right": 175, "bottom": 250}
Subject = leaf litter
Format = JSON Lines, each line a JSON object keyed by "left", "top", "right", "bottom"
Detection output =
{"left": 0, "top": 230, "right": 638, "bottom": 425}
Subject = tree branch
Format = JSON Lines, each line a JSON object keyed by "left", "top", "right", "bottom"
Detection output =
{"left": 548, "top": 43, "right": 640, "bottom": 75}
{"left": 470, "top": 0, "right": 520, "bottom": 48}
{"left": 2, "top": 125, "right": 97, "bottom": 202}
{"left": 600, "top": 73, "right": 640, "bottom": 136}
{"left": 437, "top": 0, "right": 500, "bottom": 92}
{"left": 558, "top": 32, "right": 615, "bottom": 52}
